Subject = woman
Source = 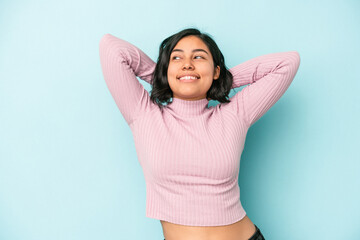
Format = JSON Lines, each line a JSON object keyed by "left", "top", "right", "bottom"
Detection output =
{"left": 99, "top": 27, "right": 300, "bottom": 240}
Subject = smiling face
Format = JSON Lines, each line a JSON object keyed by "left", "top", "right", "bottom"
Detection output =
{"left": 167, "top": 35, "right": 220, "bottom": 101}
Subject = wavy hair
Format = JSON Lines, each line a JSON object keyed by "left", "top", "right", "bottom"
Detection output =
{"left": 149, "top": 27, "right": 234, "bottom": 108}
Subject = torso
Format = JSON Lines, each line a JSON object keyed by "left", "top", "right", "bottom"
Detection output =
{"left": 160, "top": 215, "right": 256, "bottom": 240}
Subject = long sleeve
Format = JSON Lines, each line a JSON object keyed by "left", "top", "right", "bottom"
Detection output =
{"left": 99, "top": 33, "right": 156, "bottom": 125}
{"left": 229, "top": 51, "right": 300, "bottom": 127}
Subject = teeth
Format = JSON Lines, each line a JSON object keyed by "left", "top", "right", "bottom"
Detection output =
{"left": 179, "top": 76, "right": 198, "bottom": 80}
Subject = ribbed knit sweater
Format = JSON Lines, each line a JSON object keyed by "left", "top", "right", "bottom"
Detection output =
{"left": 99, "top": 33, "right": 300, "bottom": 226}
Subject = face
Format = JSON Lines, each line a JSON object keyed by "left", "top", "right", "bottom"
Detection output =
{"left": 167, "top": 35, "right": 220, "bottom": 101}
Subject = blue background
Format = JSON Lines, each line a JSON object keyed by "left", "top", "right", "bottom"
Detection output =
{"left": 1, "top": 0, "right": 359, "bottom": 239}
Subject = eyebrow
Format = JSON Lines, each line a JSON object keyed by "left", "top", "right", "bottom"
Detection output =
{"left": 171, "top": 48, "right": 209, "bottom": 55}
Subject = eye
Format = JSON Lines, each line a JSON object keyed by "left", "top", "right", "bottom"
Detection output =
{"left": 172, "top": 56, "right": 180, "bottom": 60}
{"left": 194, "top": 55, "right": 204, "bottom": 59}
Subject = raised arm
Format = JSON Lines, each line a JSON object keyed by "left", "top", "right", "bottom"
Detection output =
{"left": 229, "top": 51, "right": 300, "bottom": 127}
{"left": 99, "top": 33, "right": 156, "bottom": 125}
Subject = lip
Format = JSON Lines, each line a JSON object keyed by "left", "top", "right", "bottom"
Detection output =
{"left": 177, "top": 74, "right": 200, "bottom": 83}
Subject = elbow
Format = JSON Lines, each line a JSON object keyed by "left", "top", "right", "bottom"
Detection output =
{"left": 275, "top": 51, "right": 301, "bottom": 77}
{"left": 99, "top": 34, "right": 119, "bottom": 61}
{"left": 99, "top": 34, "right": 108, "bottom": 54}
{"left": 290, "top": 51, "right": 300, "bottom": 67}
{"left": 287, "top": 51, "right": 301, "bottom": 78}
{"left": 99, "top": 34, "right": 111, "bottom": 49}
{"left": 282, "top": 51, "right": 300, "bottom": 71}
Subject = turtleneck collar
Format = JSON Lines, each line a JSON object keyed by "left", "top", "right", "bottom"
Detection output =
{"left": 165, "top": 97, "right": 210, "bottom": 116}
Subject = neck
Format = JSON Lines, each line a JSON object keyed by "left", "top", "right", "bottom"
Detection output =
{"left": 165, "top": 97, "right": 210, "bottom": 116}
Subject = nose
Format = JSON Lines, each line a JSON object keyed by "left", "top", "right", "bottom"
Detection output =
{"left": 182, "top": 59, "right": 194, "bottom": 70}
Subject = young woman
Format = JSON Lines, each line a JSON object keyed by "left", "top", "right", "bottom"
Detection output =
{"left": 99, "top": 27, "right": 300, "bottom": 240}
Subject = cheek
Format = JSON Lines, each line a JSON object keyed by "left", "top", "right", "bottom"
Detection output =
{"left": 200, "top": 63, "right": 214, "bottom": 73}
{"left": 202, "top": 70, "right": 215, "bottom": 79}
{"left": 167, "top": 65, "right": 176, "bottom": 77}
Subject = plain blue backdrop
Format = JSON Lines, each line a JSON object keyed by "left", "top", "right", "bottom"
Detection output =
{"left": 0, "top": 0, "right": 359, "bottom": 239}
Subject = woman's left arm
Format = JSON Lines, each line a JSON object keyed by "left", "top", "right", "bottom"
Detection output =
{"left": 229, "top": 51, "right": 300, "bottom": 89}
{"left": 229, "top": 51, "right": 301, "bottom": 127}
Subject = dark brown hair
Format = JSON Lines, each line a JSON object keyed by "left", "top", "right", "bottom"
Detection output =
{"left": 149, "top": 27, "right": 234, "bottom": 108}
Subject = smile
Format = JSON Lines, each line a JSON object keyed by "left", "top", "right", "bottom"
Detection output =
{"left": 177, "top": 75, "right": 200, "bottom": 82}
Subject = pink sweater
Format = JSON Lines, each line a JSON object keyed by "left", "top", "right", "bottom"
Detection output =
{"left": 99, "top": 33, "right": 300, "bottom": 226}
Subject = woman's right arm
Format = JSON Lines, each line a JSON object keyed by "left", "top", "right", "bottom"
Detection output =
{"left": 99, "top": 34, "right": 156, "bottom": 125}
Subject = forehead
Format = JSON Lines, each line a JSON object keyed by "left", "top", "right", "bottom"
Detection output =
{"left": 172, "top": 36, "right": 209, "bottom": 52}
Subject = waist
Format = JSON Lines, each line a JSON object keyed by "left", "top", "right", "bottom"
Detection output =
{"left": 160, "top": 215, "right": 256, "bottom": 240}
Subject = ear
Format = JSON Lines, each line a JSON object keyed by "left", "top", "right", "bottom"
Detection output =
{"left": 213, "top": 65, "right": 220, "bottom": 80}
